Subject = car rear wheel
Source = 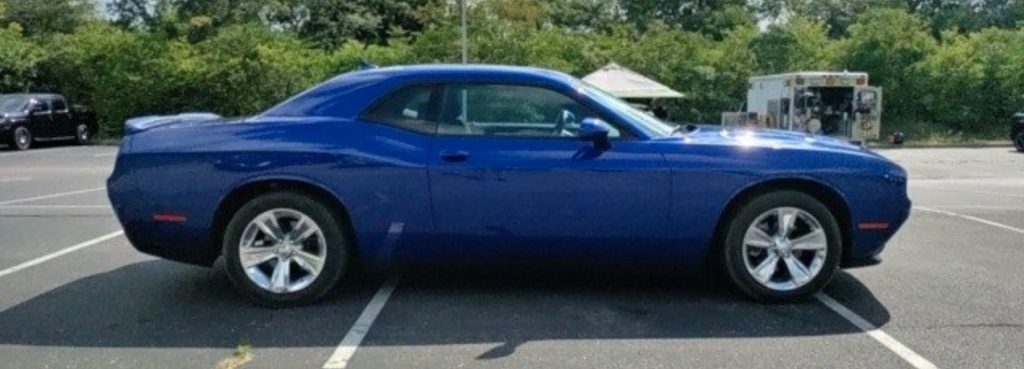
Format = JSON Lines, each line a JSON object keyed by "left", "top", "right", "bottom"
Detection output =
{"left": 1014, "top": 131, "right": 1024, "bottom": 152}
{"left": 9, "top": 126, "right": 32, "bottom": 150}
{"left": 223, "top": 192, "right": 349, "bottom": 307}
{"left": 722, "top": 191, "right": 841, "bottom": 301}
{"left": 75, "top": 124, "right": 91, "bottom": 145}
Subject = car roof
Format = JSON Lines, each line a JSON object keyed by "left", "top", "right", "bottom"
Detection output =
{"left": 344, "top": 64, "right": 578, "bottom": 84}
{"left": 0, "top": 93, "right": 63, "bottom": 100}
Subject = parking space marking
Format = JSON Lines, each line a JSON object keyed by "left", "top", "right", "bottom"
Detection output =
{"left": 816, "top": 293, "right": 939, "bottom": 369}
{"left": 0, "top": 176, "right": 32, "bottom": 183}
{"left": 911, "top": 205, "right": 1022, "bottom": 210}
{"left": 0, "top": 187, "right": 106, "bottom": 206}
{"left": 914, "top": 206, "right": 1024, "bottom": 235}
{"left": 92, "top": 152, "right": 118, "bottom": 158}
{"left": 0, "top": 230, "right": 123, "bottom": 279}
{"left": 940, "top": 188, "right": 1024, "bottom": 199}
{"left": 912, "top": 185, "right": 1024, "bottom": 199}
{"left": 0, "top": 205, "right": 110, "bottom": 209}
{"left": 323, "top": 275, "right": 402, "bottom": 369}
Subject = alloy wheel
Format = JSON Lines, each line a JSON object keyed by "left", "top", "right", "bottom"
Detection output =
{"left": 741, "top": 207, "right": 828, "bottom": 291}
{"left": 238, "top": 208, "right": 327, "bottom": 294}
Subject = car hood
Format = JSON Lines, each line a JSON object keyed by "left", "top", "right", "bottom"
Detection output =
{"left": 658, "top": 125, "right": 880, "bottom": 156}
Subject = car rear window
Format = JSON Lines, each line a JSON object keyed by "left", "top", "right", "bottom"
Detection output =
{"left": 361, "top": 85, "right": 441, "bottom": 134}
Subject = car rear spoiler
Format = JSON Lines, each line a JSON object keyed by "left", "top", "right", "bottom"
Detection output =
{"left": 124, "top": 112, "right": 221, "bottom": 135}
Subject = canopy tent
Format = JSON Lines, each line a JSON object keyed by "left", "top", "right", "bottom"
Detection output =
{"left": 582, "top": 63, "right": 685, "bottom": 99}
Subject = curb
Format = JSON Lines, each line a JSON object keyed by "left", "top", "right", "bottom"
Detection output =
{"left": 869, "top": 141, "right": 1013, "bottom": 149}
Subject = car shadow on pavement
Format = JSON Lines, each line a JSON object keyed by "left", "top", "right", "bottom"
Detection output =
{"left": 0, "top": 260, "right": 888, "bottom": 351}
{"left": 365, "top": 264, "right": 889, "bottom": 359}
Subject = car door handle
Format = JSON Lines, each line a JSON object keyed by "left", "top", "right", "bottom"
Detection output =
{"left": 439, "top": 150, "right": 470, "bottom": 162}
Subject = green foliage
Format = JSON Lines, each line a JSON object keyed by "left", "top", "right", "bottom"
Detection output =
{"left": 0, "top": 25, "right": 42, "bottom": 92}
{"left": 1, "top": 0, "right": 95, "bottom": 36}
{"left": 0, "top": 0, "right": 1022, "bottom": 140}
{"left": 835, "top": 8, "right": 936, "bottom": 133}
{"left": 188, "top": 24, "right": 331, "bottom": 115}
{"left": 753, "top": 17, "right": 835, "bottom": 73}
{"left": 918, "top": 28, "right": 1024, "bottom": 136}
{"left": 41, "top": 23, "right": 170, "bottom": 136}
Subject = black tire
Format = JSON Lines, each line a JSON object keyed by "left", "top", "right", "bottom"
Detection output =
{"left": 75, "top": 123, "right": 91, "bottom": 145}
{"left": 8, "top": 126, "right": 32, "bottom": 150}
{"left": 1014, "top": 131, "right": 1024, "bottom": 153}
{"left": 721, "top": 191, "right": 842, "bottom": 302}
{"left": 222, "top": 191, "right": 350, "bottom": 307}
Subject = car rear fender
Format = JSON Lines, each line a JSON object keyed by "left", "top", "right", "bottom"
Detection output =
{"left": 212, "top": 175, "right": 360, "bottom": 262}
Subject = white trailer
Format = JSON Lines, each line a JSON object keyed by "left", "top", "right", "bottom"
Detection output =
{"left": 724, "top": 71, "right": 883, "bottom": 142}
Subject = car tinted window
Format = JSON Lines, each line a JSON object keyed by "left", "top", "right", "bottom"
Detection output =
{"left": 30, "top": 99, "right": 50, "bottom": 112}
{"left": 362, "top": 85, "right": 440, "bottom": 134}
{"left": 439, "top": 84, "right": 622, "bottom": 138}
{"left": 51, "top": 98, "right": 67, "bottom": 111}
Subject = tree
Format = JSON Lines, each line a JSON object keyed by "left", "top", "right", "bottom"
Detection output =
{"left": 617, "top": 0, "right": 754, "bottom": 36}
{"left": 836, "top": 8, "right": 936, "bottom": 131}
{"left": 753, "top": 17, "right": 835, "bottom": 73}
{"left": 0, "top": 25, "right": 43, "bottom": 92}
{"left": 107, "top": 0, "right": 178, "bottom": 30}
{"left": 294, "top": 0, "right": 440, "bottom": 49}
{"left": 756, "top": 0, "right": 906, "bottom": 38}
{"left": 547, "top": 0, "right": 624, "bottom": 32}
{"left": 190, "top": 24, "right": 331, "bottom": 115}
{"left": 919, "top": 28, "right": 1024, "bottom": 134}
{"left": 0, "top": 0, "right": 95, "bottom": 36}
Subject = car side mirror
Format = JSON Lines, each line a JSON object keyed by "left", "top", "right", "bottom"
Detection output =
{"left": 579, "top": 118, "right": 611, "bottom": 150}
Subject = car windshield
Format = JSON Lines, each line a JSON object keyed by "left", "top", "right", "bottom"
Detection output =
{"left": 0, "top": 96, "right": 28, "bottom": 113}
{"left": 579, "top": 82, "right": 677, "bottom": 137}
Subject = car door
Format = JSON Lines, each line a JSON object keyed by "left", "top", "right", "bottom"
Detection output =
{"left": 49, "top": 97, "right": 74, "bottom": 137}
{"left": 427, "top": 83, "right": 672, "bottom": 262}
{"left": 26, "top": 98, "right": 54, "bottom": 138}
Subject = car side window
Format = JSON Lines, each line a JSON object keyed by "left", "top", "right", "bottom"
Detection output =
{"left": 438, "top": 84, "right": 623, "bottom": 138}
{"left": 29, "top": 99, "right": 50, "bottom": 113}
{"left": 362, "top": 85, "right": 441, "bottom": 134}
{"left": 51, "top": 98, "right": 67, "bottom": 112}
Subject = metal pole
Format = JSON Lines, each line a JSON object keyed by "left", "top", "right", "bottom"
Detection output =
{"left": 460, "top": 0, "right": 468, "bottom": 64}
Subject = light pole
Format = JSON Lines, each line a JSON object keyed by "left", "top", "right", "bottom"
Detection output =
{"left": 460, "top": 0, "right": 468, "bottom": 64}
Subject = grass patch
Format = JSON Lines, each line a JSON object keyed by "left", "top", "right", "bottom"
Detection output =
{"left": 216, "top": 342, "right": 253, "bottom": 369}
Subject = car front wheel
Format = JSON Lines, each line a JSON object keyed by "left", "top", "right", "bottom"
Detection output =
{"left": 1014, "top": 131, "right": 1024, "bottom": 152}
{"left": 8, "top": 126, "right": 32, "bottom": 150}
{"left": 722, "top": 191, "right": 841, "bottom": 301}
{"left": 222, "top": 191, "right": 349, "bottom": 307}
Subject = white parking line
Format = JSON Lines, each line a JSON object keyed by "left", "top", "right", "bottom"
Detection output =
{"left": 913, "top": 186, "right": 1024, "bottom": 199}
{"left": 912, "top": 205, "right": 1022, "bottom": 210}
{"left": 323, "top": 275, "right": 402, "bottom": 369}
{"left": 0, "top": 230, "right": 124, "bottom": 279}
{"left": 0, "top": 176, "right": 32, "bottom": 183}
{"left": 0, "top": 205, "right": 110, "bottom": 209}
{"left": 914, "top": 206, "right": 1024, "bottom": 235}
{"left": 0, "top": 187, "right": 106, "bottom": 206}
{"left": 816, "top": 293, "right": 939, "bottom": 369}
{"left": 93, "top": 152, "right": 118, "bottom": 158}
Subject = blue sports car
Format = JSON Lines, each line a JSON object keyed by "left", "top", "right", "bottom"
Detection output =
{"left": 107, "top": 64, "right": 910, "bottom": 307}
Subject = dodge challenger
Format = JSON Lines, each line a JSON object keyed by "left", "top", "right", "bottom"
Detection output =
{"left": 107, "top": 64, "right": 910, "bottom": 307}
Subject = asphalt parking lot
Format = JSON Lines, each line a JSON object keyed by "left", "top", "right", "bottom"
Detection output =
{"left": 0, "top": 144, "right": 1021, "bottom": 369}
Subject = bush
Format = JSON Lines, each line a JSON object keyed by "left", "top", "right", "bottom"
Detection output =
{"left": 0, "top": 24, "right": 42, "bottom": 92}
{"left": 1, "top": 4, "right": 1020, "bottom": 141}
